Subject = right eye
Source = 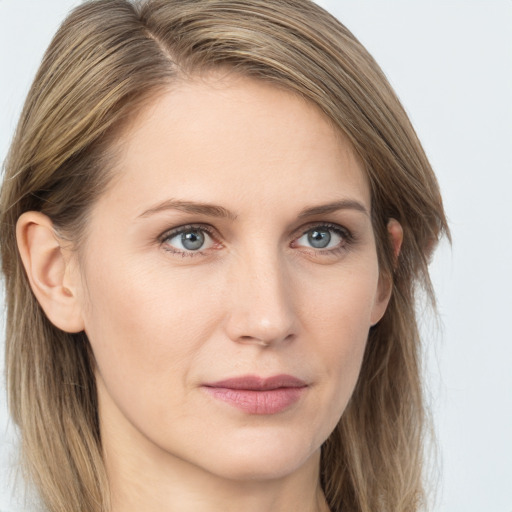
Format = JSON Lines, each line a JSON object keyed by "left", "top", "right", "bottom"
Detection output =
{"left": 161, "top": 225, "right": 216, "bottom": 255}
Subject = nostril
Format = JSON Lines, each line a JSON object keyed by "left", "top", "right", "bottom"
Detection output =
{"left": 238, "top": 336, "right": 272, "bottom": 347}
{"left": 236, "top": 332, "right": 295, "bottom": 347}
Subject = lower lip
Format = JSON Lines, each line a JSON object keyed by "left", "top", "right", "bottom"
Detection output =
{"left": 202, "top": 386, "right": 306, "bottom": 414}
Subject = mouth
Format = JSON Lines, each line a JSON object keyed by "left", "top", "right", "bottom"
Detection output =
{"left": 201, "top": 374, "right": 308, "bottom": 415}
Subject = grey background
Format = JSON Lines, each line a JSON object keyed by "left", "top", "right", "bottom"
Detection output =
{"left": 1, "top": 1, "right": 511, "bottom": 510}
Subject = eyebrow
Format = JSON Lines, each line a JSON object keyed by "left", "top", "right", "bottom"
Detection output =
{"left": 138, "top": 198, "right": 369, "bottom": 220}
{"left": 138, "top": 199, "right": 238, "bottom": 220}
{"left": 298, "top": 199, "right": 369, "bottom": 218}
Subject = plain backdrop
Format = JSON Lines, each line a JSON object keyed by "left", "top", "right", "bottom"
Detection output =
{"left": 1, "top": 1, "right": 511, "bottom": 511}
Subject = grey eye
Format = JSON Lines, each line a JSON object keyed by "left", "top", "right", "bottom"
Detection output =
{"left": 295, "top": 226, "right": 344, "bottom": 250}
{"left": 307, "top": 229, "right": 331, "bottom": 248}
{"left": 165, "top": 228, "right": 214, "bottom": 252}
{"left": 181, "top": 230, "right": 205, "bottom": 250}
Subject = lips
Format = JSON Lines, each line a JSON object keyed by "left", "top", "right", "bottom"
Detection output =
{"left": 202, "top": 374, "right": 307, "bottom": 415}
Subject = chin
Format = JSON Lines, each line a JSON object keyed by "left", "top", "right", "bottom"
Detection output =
{"left": 191, "top": 427, "right": 323, "bottom": 482}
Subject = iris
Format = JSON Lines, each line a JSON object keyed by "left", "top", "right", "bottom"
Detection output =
{"left": 307, "top": 229, "right": 331, "bottom": 249}
{"left": 181, "top": 230, "right": 205, "bottom": 250}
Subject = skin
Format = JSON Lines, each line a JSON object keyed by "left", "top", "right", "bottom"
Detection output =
{"left": 17, "top": 74, "right": 402, "bottom": 512}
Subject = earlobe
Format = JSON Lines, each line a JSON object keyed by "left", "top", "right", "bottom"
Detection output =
{"left": 16, "top": 212, "right": 85, "bottom": 333}
{"left": 370, "top": 218, "right": 403, "bottom": 326}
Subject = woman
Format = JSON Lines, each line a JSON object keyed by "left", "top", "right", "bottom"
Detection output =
{"left": 0, "top": 1, "right": 449, "bottom": 511}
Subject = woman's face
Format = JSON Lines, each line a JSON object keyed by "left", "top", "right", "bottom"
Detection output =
{"left": 74, "top": 75, "right": 390, "bottom": 481}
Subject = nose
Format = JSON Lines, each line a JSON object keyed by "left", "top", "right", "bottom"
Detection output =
{"left": 223, "top": 248, "right": 297, "bottom": 347}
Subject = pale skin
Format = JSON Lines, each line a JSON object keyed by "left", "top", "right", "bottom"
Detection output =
{"left": 17, "top": 74, "right": 402, "bottom": 512}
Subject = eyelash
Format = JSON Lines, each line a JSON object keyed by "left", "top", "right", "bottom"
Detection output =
{"left": 159, "top": 224, "right": 219, "bottom": 257}
{"left": 292, "top": 223, "right": 353, "bottom": 256}
{"left": 158, "top": 222, "right": 354, "bottom": 258}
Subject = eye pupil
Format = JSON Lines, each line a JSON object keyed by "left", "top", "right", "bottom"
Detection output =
{"left": 307, "top": 229, "right": 331, "bottom": 248}
{"left": 181, "top": 230, "right": 205, "bottom": 250}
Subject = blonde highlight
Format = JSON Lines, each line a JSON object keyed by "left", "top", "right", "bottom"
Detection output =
{"left": 1, "top": 1, "right": 449, "bottom": 511}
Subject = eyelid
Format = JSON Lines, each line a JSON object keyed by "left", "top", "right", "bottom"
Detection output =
{"left": 290, "top": 222, "right": 354, "bottom": 253}
{"left": 293, "top": 221, "right": 352, "bottom": 240}
{"left": 158, "top": 223, "right": 217, "bottom": 241}
{"left": 157, "top": 221, "right": 355, "bottom": 258}
{"left": 158, "top": 223, "right": 220, "bottom": 256}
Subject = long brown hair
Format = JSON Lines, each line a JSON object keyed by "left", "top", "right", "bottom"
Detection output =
{"left": 0, "top": 1, "right": 449, "bottom": 511}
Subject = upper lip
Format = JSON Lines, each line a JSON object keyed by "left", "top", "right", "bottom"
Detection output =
{"left": 203, "top": 374, "right": 307, "bottom": 390}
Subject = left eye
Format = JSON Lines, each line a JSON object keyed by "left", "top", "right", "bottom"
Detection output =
{"left": 295, "top": 226, "right": 346, "bottom": 250}
{"left": 163, "top": 227, "right": 215, "bottom": 252}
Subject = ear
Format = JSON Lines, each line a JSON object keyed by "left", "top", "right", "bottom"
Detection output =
{"left": 16, "top": 211, "right": 85, "bottom": 333}
{"left": 370, "top": 218, "right": 403, "bottom": 326}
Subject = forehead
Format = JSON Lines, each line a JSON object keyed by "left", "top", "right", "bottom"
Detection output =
{"left": 98, "top": 74, "right": 370, "bottom": 219}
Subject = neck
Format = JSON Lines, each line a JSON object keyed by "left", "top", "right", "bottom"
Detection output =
{"left": 107, "top": 454, "right": 329, "bottom": 512}
{"left": 103, "top": 417, "right": 329, "bottom": 512}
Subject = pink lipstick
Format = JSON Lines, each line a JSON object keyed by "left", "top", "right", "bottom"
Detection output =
{"left": 202, "top": 375, "right": 307, "bottom": 415}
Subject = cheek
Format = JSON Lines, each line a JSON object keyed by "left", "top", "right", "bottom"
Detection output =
{"left": 300, "top": 254, "right": 380, "bottom": 347}
{"left": 82, "top": 241, "right": 380, "bottom": 383}
{"left": 300, "top": 258, "right": 379, "bottom": 413}
{"left": 79, "top": 237, "right": 380, "bottom": 458}
{"left": 80, "top": 253, "right": 225, "bottom": 418}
